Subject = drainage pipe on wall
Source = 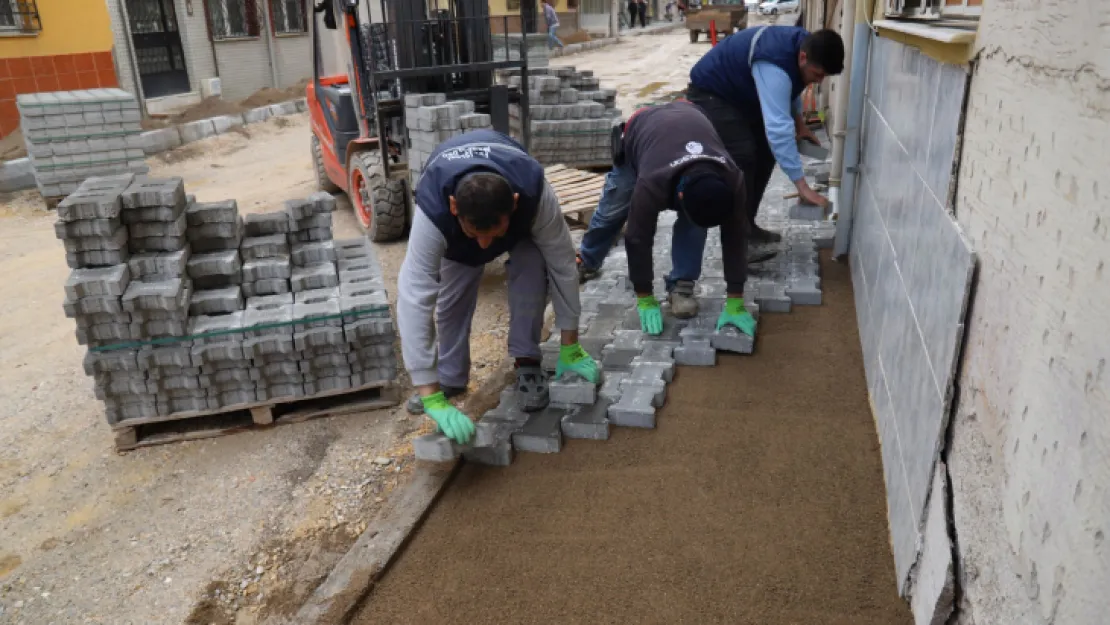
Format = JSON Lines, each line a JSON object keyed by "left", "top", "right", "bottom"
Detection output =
{"left": 261, "top": 1, "right": 281, "bottom": 88}
{"left": 827, "top": 0, "right": 855, "bottom": 221}
{"left": 831, "top": 0, "right": 874, "bottom": 258}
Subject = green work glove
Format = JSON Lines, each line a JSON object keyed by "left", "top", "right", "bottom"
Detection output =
{"left": 716, "top": 297, "right": 756, "bottom": 337}
{"left": 637, "top": 295, "right": 664, "bottom": 336}
{"left": 420, "top": 391, "right": 475, "bottom": 445}
{"left": 555, "top": 343, "right": 600, "bottom": 383}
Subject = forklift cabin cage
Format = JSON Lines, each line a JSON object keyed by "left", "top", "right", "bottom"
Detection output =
{"left": 315, "top": 0, "right": 535, "bottom": 179}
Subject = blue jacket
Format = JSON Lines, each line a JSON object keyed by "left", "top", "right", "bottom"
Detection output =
{"left": 415, "top": 130, "right": 546, "bottom": 267}
{"left": 689, "top": 25, "right": 809, "bottom": 116}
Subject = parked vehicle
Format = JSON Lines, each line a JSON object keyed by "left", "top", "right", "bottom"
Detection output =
{"left": 758, "top": 0, "right": 798, "bottom": 14}
{"left": 686, "top": 0, "right": 748, "bottom": 42}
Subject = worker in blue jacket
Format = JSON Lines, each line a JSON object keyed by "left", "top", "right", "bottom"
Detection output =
{"left": 687, "top": 26, "right": 844, "bottom": 243}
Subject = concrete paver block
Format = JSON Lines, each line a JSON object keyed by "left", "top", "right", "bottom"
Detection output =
{"left": 512, "top": 405, "right": 566, "bottom": 453}
{"left": 608, "top": 386, "right": 656, "bottom": 429}
{"left": 560, "top": 399, "right": 611, "bottom": 440}
{"left": 291, "top": 241, "right": 337, "bottom": 266}
{"left": 675, "top": 339, "right": 716, "bottom": 366}
{"left": 64, "top": 264, "right": 130, "bottom": 299}
{"left": 711, "top": 327, "right": 754, "bottom": 354}
{"left": 242, "top": 257, "right": 292, "bottom": 281}
{"left": 189, "top": 286, "right": 244, "bottom": 316}
{"left": 413, "top": 433, "right": 462, "bottom": 462}
{"left": 549, "top": 372, "right": 597, "bottom": 404}
{"left": 243, "top": 211, "right": 292, "bottom": 236}
{"left": 121, "top": 278, "right": 189, "bottom": 312}
{"left": 121, "top": 176, "right": 185, "bottom": 209}
{"left": 242, "top": 234, "right": 290, "bottom": 261}
{"left": 291, "top": 262, "right": 339, "bottom": 292}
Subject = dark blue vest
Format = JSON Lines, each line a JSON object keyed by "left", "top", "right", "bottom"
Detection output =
{"left": 415, "top": 130, "right": 546, "bottom": 266}
{"left": 689, "top": 25, "right": 809, "bottom": 117}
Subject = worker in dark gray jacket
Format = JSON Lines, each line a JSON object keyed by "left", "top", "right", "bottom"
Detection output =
{"left": 576, "top": 101, "right": 757, "bottom": 335}
{"left": 397, "top": 131, "right": 600, "bottom": 445}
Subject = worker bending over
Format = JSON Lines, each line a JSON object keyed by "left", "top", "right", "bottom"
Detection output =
{"left": 687, "top": 25, "right": 844, "bottom": 242}
{"left": 397, "top": 130, "right": 599, "bottom": 445}
{"left": 578, "top": 100, "right": 757, "bottom": 334}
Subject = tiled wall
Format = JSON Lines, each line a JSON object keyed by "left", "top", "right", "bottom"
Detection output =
{"left": 0, "top": 51, "right": 119, "bottom": 137}
{"left": 849, "top": 35, "right": 976, "bottom": 591}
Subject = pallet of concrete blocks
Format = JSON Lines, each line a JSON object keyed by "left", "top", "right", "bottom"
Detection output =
{"left": 17, "top": 89, "right": 147, "bottom": 203}
{"left": 491, "top": 33, "right": 550, "bottom": 68}
{"left": 52, "top": 179, "right": 400, "bottom": 448}
{"left": 404, "top": 94, "right": 494, "bottom": 189}
{"left": 502, "top": 66, "right": 622, "bottom": 167}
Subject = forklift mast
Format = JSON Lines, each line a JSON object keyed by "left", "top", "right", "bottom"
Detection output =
{"left": 318, "top": 0, "right": 534, "bottom": 174}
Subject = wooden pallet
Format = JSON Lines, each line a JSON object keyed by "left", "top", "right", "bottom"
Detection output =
{"left": 544, "top": 164, "right": 607, "bottom": 229}
{"left": 112, "top": 381, "right": 399, "bottom": 452}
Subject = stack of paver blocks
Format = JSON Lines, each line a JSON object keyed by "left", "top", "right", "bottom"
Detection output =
{"left": 413, "top": 179, "right": 835, "bottom": 464}
{"left": 491, "top": 33, "right": 550, "bottom": 68}
{"left": 404, "top": 94, "right": 494, "bottom": 192}
{"left": 56, "top": 175, "right": 398, "bottom": 428}
{"left": 17, "top": 89, "right": 147, "bottom": 200}
{"left": 501, "top": 66, "right": 622, "bottom": 167}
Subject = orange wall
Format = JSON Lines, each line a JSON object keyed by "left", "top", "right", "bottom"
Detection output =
{"left": 0, "top": 1, "right": 117, "bottom": 138}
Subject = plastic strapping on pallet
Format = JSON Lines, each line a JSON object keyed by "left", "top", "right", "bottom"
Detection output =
{"left": 28, "top": 130, "right": 143, "bottom": 142}
{"left": 88, "top": 306, "right": 391, "bottom": 353}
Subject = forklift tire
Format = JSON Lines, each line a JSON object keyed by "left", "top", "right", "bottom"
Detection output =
{"left": 349, "top": 150, "right": 407, "bottom": 242}
{"left": 689, "top": 29, "right": 699, "bottom": 43}
{"left": 312, "top": 135, "right": 341, "bottom": 193}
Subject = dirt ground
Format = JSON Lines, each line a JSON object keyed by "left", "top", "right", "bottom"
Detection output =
{"left": 352, "top": 254, "right": 912, "bottom": 625}
{"left": 0, "top": 30, "right": 706, "bottom": 625}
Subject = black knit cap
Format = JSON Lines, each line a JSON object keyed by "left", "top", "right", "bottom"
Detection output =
{"left": 675, "top": 163, "right": 732, "bottom": 228}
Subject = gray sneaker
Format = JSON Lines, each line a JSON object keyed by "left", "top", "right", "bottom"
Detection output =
{"left": 406, "top": 384, "right": 466, "bottom": 415}
{"left": 668, "top": 279, "right": 698, "bottom": 319}
{"left": 516, "top": 365, "right": 550, "bottom": 412}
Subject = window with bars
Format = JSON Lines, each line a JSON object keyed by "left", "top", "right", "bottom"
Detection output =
{"left": 206, "top": 0, "right": 261, "bottom": 39}
{"left": 0, "top": 0, "right": 42, "bottom": 33}
{"left": 940, "top": 0, "right": 981, "bottom": 18}
{"left": 270, "top": 0, "right": 307, "bottom": 34}
{"left": 885, "top": 0, "right": 979, "bottom": 19}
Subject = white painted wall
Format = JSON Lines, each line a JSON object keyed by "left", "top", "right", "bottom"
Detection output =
{"left": 175, "top": 0, "right": 218, "bottom": 92}
{"left": 947, "top": 1, "right": 1110, "bottom": 623}
{"left": 212, "top": 37, "right": 273, "bottom": 100}
{"left": 274, "top": 34, "right": 313, "bottom": 89}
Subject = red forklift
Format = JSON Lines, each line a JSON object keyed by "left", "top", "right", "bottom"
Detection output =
{"left": 308, "top": 0, "right": 536, "bottom": 241}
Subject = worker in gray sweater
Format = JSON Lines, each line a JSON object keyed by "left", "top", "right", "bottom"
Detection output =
{"left": 396, "top": 130, "right": 600, "bottom": 445}
{"left": 576, "top": 101, "right": 757, "bottom": 334}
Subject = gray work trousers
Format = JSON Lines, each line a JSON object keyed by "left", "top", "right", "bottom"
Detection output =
{"left": 434, "top": 238, "right": 548, "bottom": 388}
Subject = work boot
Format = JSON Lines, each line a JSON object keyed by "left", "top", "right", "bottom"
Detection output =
{"left": 668, "top": 279, "right": 699, "bottom": 319}
{"left": 750, "top": 224, "right": 782, "bottom": 243}
{"left": 406, "top": 384, "right": 466, "bottom": 415}
{"left": 515, "top": 361, "right": 550, "bottom": 412}
{"left": 747, "top": 248, "right": 778, "bottom": 264}
{"left": 577, "top": 254, "right": 600, "bottom": 283}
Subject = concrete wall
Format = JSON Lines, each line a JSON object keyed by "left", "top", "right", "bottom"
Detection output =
{"left": 851, "top": 33, "right": 974, "bottom": 596}
{"left": 176, "top": 0, "right": 219, "bottom": 93}
{"left": 945, "top": 0, "right": 1110, "bottom": 622}
{"left": 211, "top": 38, "right": 273, "bottom": 100}
{"left": 274, "top": 34, "right": 313, "bottom": 89}
{"left": 106, "top": 0, "right": 313, "bottom": 104}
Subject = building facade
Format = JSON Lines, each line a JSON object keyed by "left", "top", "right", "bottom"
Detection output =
{"left": 0, "top": 0, "right": 120, "bottom": 137}
{"left": 811, "top": 0, "right": 1110, "bottom": 622}
{"left": 105, "top": 0, "right": 313, "bottom": 111}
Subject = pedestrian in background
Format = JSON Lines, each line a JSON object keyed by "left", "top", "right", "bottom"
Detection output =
{"left": 543, "top": 0, "right": 564, "bottom": 49}
{"left": 636, "top": 0, "right": 649, "bottom": 27}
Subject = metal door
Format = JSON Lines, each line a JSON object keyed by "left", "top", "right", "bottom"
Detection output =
{"left": 126, "top": 0, "right": 191, "bottom": 98}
